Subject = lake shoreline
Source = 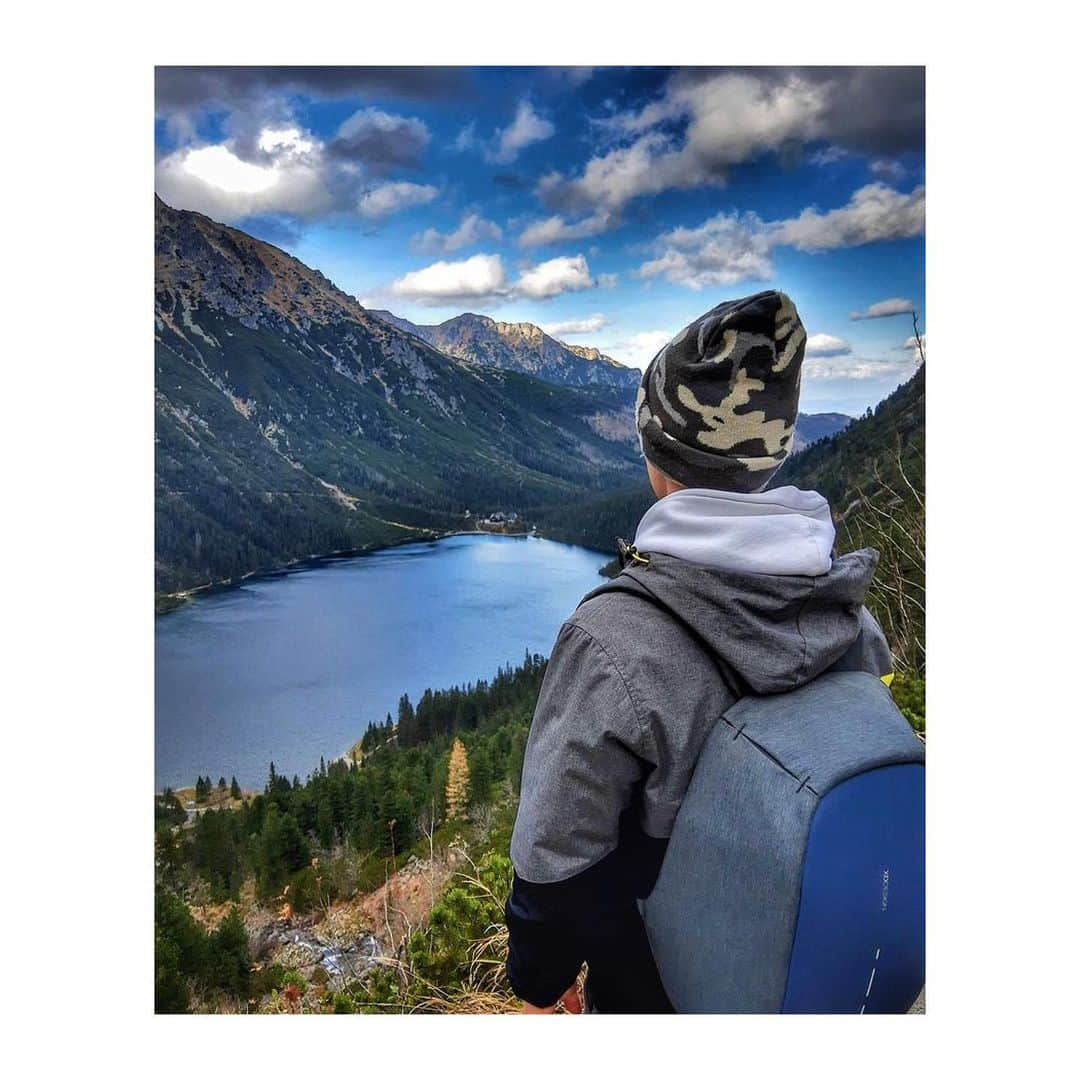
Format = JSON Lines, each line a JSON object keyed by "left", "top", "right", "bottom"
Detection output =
{"left": 155, "top": 524, "right": 607, "bottom": 615}
{"left": 157, "top": 532, "right": 607, "bottom": 790}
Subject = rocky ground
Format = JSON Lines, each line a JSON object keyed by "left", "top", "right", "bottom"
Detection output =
{"left": 190, "top": 847, "right": 466, "bottom": 1011}
{"left": 190, "top": 845, "right": 926, "bottom": 1015}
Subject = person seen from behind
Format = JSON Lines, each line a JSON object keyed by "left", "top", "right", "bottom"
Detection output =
{"left": 505, "top": 290, "right": 893, "bottom": 1013}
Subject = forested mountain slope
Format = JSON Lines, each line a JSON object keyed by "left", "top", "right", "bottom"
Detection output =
{"left": 773, "top": 365, "right": 924, "bottom": 511}
{"left": 775, "top": 365, "right": 925, "bottom": 678}
{"left": 155, "top": 199, "right": 639, "bottom": 594}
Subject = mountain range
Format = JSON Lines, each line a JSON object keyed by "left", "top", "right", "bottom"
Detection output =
{"left": 369, "top": 310, "right": 639, "bottom": 392}
{"left": 790, "top": 411, "right": 853, "bottom": 454}
{"left": 155, "top": 197, "right": 640, "bottom": 595}
{"left": 154, "top": 196, "right": 854, "bottom": 598}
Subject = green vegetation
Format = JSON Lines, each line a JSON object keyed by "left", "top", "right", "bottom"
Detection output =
{"left": 889, "top": 673, "right": 926, "bottom": 733}
{"left": 155, "top": 787, "right": 186, "bottom": 828}
{"left": 335, "top": 846, "right": 516, "bottom": 1014}
{"left": 777, "top": 365, "right": 925, "bottom": 684}
{"left": 154, "top": 891, "right": 252, "bottom": 1013}
{"left": 154, "top": 653, "right": 545, "bottom": 1012}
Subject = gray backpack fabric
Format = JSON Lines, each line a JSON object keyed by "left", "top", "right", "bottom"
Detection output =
{"left": 641, "top": 670, "right": 925, "bottom": 1014}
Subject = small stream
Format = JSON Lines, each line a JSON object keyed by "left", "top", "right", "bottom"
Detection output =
{"left": 251, "top": 922, "right": 380, "bottom": 985}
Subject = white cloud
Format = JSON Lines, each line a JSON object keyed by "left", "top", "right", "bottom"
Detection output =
{"left": 850, "top": 297, "right": 916, "bottom": 320}
{"left": 155, "top": 118, "right": 435, "bottom": 225}
{"left": 518, "top": 211, "right": 613, "bottom": 248}
{"left": 389, "top": 253, "right": 597, "bottom": 307}
{"left": 390, "top": 254, "right": 510, "bottom": 305}
{"left": 357, "top": 181, "right": 439, "bottom": 219}
{"left": 597, "top": 273, "right": 618, "bottom": 289}
{"left": 638, "top": 185, "right": 924, "bottom": 290}
{"left": 155, "top": 133, "right": 336, "bottom": 220}
{"left": 538, "top": 131, "right": 678, "bottom": 216}
{"left": 554, "top": 67, "right": 595, "bottom": 88}
{"left": 257, "top": 127, "right": 316, "bottom": 155}
{"left": 539, "top": 69, "right": 922, "bottom": 226}
{"left": 773, "top": 183, "right": 925, "bottom": 252}
{"left": 490, "top": 101, "right": 555, "bottom": 164}
{"left": 516, "top": 255, "right": 595, "bottom": 299}
{"left": 541, "top": 314, "right": 609, "bottom": 337}
{"left": 805, "top": 333, "right": 852, "bottom": 357}
{"left": 664, "top": 72, "right": 828, "bottom": 169}
{"left": 607, "top": 330, "right": 674, "bottom": 372}
{"left": 809, "top": 145, "right": 849, "bottom": 167}
{"left": 451, "top": 122, "right": 478, "bottom": 153}
{"left": 542, "top": 73, "right": 828, "bottom": 218}
{"left": 180, "top": 144, "right": 279, "bottom": 194}
{"left": 637, "top": 212, "right": 774, "bottom": 289}
{"left": 803, "top": 356, "right": 917, "bottom": 381}
{"left": 870, "top": 158, "right": 906, "bottom": 182}
{"left": 412, "top": 213, "right": 503, "bottom": 254}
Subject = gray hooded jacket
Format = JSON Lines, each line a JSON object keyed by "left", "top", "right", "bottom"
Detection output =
{"left": 505, "top": 487, "right": 891, "bottom": 1008}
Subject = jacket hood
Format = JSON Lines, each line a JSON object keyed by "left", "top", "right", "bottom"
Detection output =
{"left": 633, "top": 486, "right": 835, "bottom": 577}
{"left": 587, "top": 548, "right": 880, "bottom": 696}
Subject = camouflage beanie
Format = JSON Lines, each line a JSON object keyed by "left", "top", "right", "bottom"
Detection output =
{"left": 635, "top": 290, "right": 807, "bottom": 493}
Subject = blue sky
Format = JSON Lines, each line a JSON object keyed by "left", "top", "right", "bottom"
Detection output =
{"left": 155, "top": 67, "right": 925, "bottom": 415}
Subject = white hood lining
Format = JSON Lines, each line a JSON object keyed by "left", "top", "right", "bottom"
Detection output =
{"left": 633, "top": 486, "right": 836, "bottom": 577}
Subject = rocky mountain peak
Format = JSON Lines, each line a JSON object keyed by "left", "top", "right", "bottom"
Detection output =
{"left": 155, "top": 196, "right": 378, "bottom": 337}
{"left": 369, "top": 307, "right": 639, "bottom": 394}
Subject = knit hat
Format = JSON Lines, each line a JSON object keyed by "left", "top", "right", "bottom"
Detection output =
{"left": 636, "top": 290, "right": 807, "bottom": 493}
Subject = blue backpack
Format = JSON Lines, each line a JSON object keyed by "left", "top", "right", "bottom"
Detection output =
{"left": 641, "top": 670, "right": 925, "bottom": 1013}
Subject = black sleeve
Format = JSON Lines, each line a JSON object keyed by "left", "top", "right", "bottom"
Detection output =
{"left": 505, "top": 813, "right": 668, "bottom": 1007}
{"left": 505, "top": 874, "right": 586, "bottom": 1007}
{"left": 506, "top": 858, "right": 628, "bottom": 1006}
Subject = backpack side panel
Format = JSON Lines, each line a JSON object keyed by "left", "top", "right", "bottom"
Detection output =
{"left": 781, "top": 763, "right": 926, "bottom": 1014}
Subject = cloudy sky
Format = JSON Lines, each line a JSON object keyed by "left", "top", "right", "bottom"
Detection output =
{"left": 155, "top": 66, "right": 925, "bottom": 415}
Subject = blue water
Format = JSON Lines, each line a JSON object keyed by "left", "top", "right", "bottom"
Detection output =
{"left": 155, "top": 534, "right": 607, "bottom": 790}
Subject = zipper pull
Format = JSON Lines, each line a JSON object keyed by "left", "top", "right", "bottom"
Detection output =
{"left": 617, "top": 537, "right": 651, "bottom": 569}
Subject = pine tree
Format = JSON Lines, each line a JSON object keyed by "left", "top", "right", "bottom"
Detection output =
{"left": 230, "top": 776, "right": 241, "bottom": 800}
{"left": 445, "top": 739, "right": 470, "bottom": 820}
{"left": 256, "top": 807, "right": 311, "bottom": 897}
{"left": 210, "top": 906, "right": 252, "bottom": 997}
{"left": 469, "top": 744, "right": 494, "bottom": 807}
{"left": 316, "top": 799, "right": 335, "bottom": 850}
{"left": 218, "top": 777, "right": 227, "bottom": 791}
{"left": 416, "top": 689, "right": 433, "bottom": 743}
{"left": 398, "top": 694, "right": 416, "bottom": 746}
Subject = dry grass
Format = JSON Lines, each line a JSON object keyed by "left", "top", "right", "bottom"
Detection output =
{"left": 840, "top": 448, "right": 925, "bottom": 676}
